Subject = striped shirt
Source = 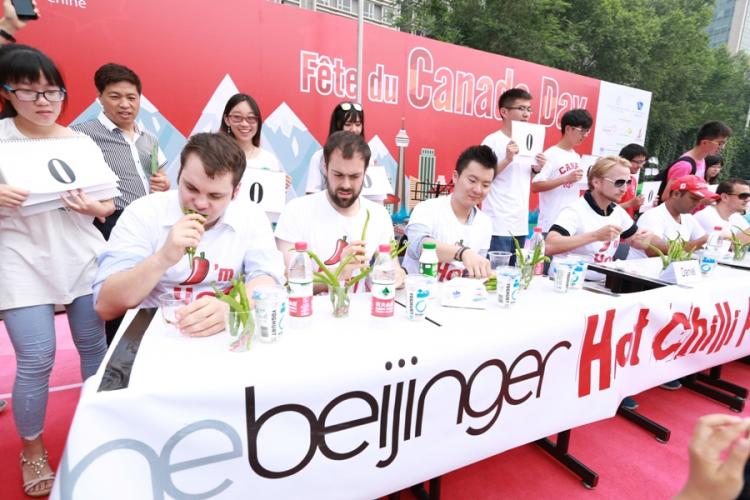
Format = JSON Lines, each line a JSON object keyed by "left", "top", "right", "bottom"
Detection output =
{"left": 72, "top": 113, "right": 165, "bottom": 210}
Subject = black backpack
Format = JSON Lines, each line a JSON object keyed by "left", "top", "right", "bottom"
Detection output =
{"left": 655, "top": 156, "right": 697, "bottom": 202}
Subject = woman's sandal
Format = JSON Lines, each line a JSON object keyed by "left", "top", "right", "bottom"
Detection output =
{"left": 20, "top": 450, "right": 55, "bottom": 498}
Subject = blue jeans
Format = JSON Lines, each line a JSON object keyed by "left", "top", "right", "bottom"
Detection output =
{"left": 3, "top": 294, "right": 106, "bottom": 439}
{"left": 490, "top": 235, "right": 526, "bottom": 266}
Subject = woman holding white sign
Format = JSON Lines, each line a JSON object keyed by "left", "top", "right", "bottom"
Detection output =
{"left": 0, "top": 47, "right": 111, "bottom": 497}
{"left": 221, "top": 93, "right": 291, "bottom": 219}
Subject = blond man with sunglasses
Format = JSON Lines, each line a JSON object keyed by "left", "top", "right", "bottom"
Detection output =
{"left": 545, "top": 156, "right": 652, "bottom": 262}
{"left": 694, "top": 178, "right": 750, "bottom": 245}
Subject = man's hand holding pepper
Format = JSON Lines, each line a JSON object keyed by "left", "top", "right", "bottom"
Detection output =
{"left": 175, "top": 296, "right": 229, "bottom": 337}
{"left": 339, "top": 239, "right": 368, "bottom": 281}
{"left": 149, "top": 171, "right": 170, "bottom": 192}
{"left": 157, "top": 213, "right": 206, "bottom": 268}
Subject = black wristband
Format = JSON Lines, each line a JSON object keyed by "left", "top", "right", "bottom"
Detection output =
{"left": 0, "top": 29, "right": 16, "bottom": 43}
{"left": 454, "top": 245, "right": 468, "bottom": 261}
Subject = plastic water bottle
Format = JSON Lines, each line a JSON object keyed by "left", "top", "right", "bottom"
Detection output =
{"left": 527, "top": 227, "right": 545, "bottom": 276}
{"left": 288, "top": 242, "right": 313, "bottom": 320}
{"left": 707, "top": 226, "right": 724, "bottom": 252}
{"left": 371, "top": 244, "right": 396, "bottom": 317}
{"left": 419, "top": 241, "right": 439, "bottom": 278}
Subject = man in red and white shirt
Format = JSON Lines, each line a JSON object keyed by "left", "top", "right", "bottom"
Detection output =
{"left": 532, "top": 109, "right": 592, "bottom": 233}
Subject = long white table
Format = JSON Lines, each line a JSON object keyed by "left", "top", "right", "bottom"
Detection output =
{"left": 51, "top": 265, "right": 750, "bottom": 499}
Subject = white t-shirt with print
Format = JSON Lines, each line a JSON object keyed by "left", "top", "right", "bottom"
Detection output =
{"left": 551, "top": 195, "right": 635, "bottom": 264}
{"left": 274, "top": 191, "right": 395, "bottom": 292}
{"left": 93, "top": 190, "right": 285, "bottom": 307}
{"left": 532, "top": 145, "right": 582, "bottom": 232}
{"left": 481, "top": 130, "right": 535, "bottom": 236}
{"left": 694, "top": 204, "right": 750, "bottom": 236}
{"left": 628, "top": 203, "right": 706, "bottom": 260}
{"left": 402, "top": 194, "right": 492, "bottom": 281}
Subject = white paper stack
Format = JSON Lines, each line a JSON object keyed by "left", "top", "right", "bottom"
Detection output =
{"left": 0, "top": 135, "right": 120, "bottom": 216}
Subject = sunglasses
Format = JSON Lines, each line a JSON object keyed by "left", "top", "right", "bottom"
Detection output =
{"left": 603, "top": 177, "right": 633, "bottom": 188}
{"left": 729, "top": 192, "right": 750, "bottom": 201}
{"left": 339, "top": 102, "right": 363, "bottom": 112}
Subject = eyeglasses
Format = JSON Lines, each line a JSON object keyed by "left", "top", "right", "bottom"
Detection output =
{"left": 505, "top": 105, "right": 532, "bottom": 113}
{"left": 707, "top": 139, "right": 727, "bottom": 148}
{"left": 571, "top": 126, "right": 591, "bottom": 136}
{"left": 729, "top": 192, "right": 750, "bottom": 201}
{"left": 227, "top": 114, "right": 259, "bottom": 125}
{"left": 3, "top": 84, "right": 66, "bottom": 102}
{"left": 603, "top": 177, "right": 633, "bottom": 188}
{"left": 338, "top": 102, "right": 362, "bottom": 112}
{"left": 631, "top": 159, "right": 647, "bottom": 165}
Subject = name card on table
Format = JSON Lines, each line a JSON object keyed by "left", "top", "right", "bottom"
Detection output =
{"left": 0, "top": 136, "right": 120, "bottom": 216}
{"left": 661, "top": 260, "right": 701, "bottom": 286}
{"left": 511, "top": 121, "right": 545, "bottom": 163}
{"left": 242, "top": 168, "right": 286, "bottom": 213}
{"left": 577, "top": 154, "right": 598, "bottom": 187}
{"left": 362, "top": 165, "right": 393, "bottom": 197}
{"left": 638, "top": 181, "right": 661, "bottom": 213}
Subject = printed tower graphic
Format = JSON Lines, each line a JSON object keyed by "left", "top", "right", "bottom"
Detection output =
{"left": 262, "top": 102, "right": 320, "bottom": 198}
{"left": 70, "top": 95, "right": 187, "bottom": 184}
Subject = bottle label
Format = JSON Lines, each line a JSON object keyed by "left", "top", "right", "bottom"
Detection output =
{"left": 420, "top": 263, "right": 438, "bottom": 277}
{"left": 288, "top": 280, "right": 313, "bottom": 317}
{"left": 371, "top": 280, "right": 395, "bottom": 317}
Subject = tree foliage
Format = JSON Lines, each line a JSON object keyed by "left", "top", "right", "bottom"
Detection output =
{"left": 396, "top": 0, "right": 750, "bottom": 176}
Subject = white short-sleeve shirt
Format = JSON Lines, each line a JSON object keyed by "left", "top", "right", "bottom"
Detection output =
{"left": 481, "top": 130, "right": 535, "bottom": 236}
{"left": 628, "top": 203, "right": 706, "bottom": 260}
{"left": 550, "top": 192, "right": 636, "bottom": 263}
{"left": 532, "top": 145, "right": 582, "bottom": 232}
{"left": 93, "top": 190, "right": 285, "bottom": 307}
{"left": 693, "top": 204, "right": 749, "bottom": 235}
{"left": 0, "top": 118, "right": 107, "bottom": 310}
{"left": 402, "top": 194, "right": 492, "bottom": 280}
{"left": 274, "top": 191, "right": 394, "bottom": 292}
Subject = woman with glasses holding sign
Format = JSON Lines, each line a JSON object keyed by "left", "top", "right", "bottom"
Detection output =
{"left": 0, "top": 47, "right": 111, "bottom": 497}
{"left": 305, "top": 101, "right": 365, "bottom": 194}
{"left": 221, "top": 93, "right": 291, "bottom": 219}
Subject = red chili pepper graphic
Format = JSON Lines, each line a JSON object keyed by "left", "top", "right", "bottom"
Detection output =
{"left": 324, "top": 236, "right": 348, "bottom": 265}
{"left": 181, "top": 251, "right": 210, "bottom": 285}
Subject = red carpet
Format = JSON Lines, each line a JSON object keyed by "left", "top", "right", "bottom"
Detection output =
{"left": 2, "top": 315, "right": 750, "bottom": 499}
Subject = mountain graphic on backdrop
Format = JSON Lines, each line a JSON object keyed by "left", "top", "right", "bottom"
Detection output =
{"left": 368, "top": 134, "right": 398, "bottom": 192}
{"left": 161, "top": 74, "right": 241, "bottom": 181}
{"left": 262, "top": 102, "right": 320, "bottom": 197}
{"left": 70, "top": 95, "right": 187, "bottom": 184}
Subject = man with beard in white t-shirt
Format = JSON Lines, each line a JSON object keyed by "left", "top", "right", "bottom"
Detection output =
{"left": 628, "top": 175, "right": 715, "bottom": 261}
{"left": 403, "top": 145, "right": 496, "bottom": 281}
{"left": 481, "top": 88, "right": 546, "bottom": 255}
{"left": 545, "top": 156, "right": 653, "bottom": 264}
{"left": 532, "top": 109, "right": 593, "bottom": 233}
{"left": 694, "top": 178, "right": 750, "bottom": 247}
{"left": 275, "top": 131, "right": 405, "bottom": 293}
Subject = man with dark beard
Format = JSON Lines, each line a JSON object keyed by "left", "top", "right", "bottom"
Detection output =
{"left": 275, "top": 131, "right": 404, "bottom": 293}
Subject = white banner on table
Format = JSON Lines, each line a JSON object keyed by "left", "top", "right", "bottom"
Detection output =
{"left": 362, "top": 164, "right": 393, "bottom": 197}
{"left": 511, "top": 121, "right": 545, "bottom": 159}
{"left": 639, "top": 181, "right": 661, "bottom": 213}
{"left": 0, "top": 136, "right": 120, "bottom": 214}
{"left": 241, "top": 168, "right": 286, "bottom": 213}
{"left": 52, "top": 271, "right": 750, "bottom": 500}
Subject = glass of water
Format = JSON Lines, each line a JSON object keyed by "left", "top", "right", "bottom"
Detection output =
{"left": 159, "top": 292, "right": 191, "bottom": 335}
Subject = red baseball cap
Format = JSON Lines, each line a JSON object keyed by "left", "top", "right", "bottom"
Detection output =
{"left": 671, "top": 175, "right": 719, "bottom": 199}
